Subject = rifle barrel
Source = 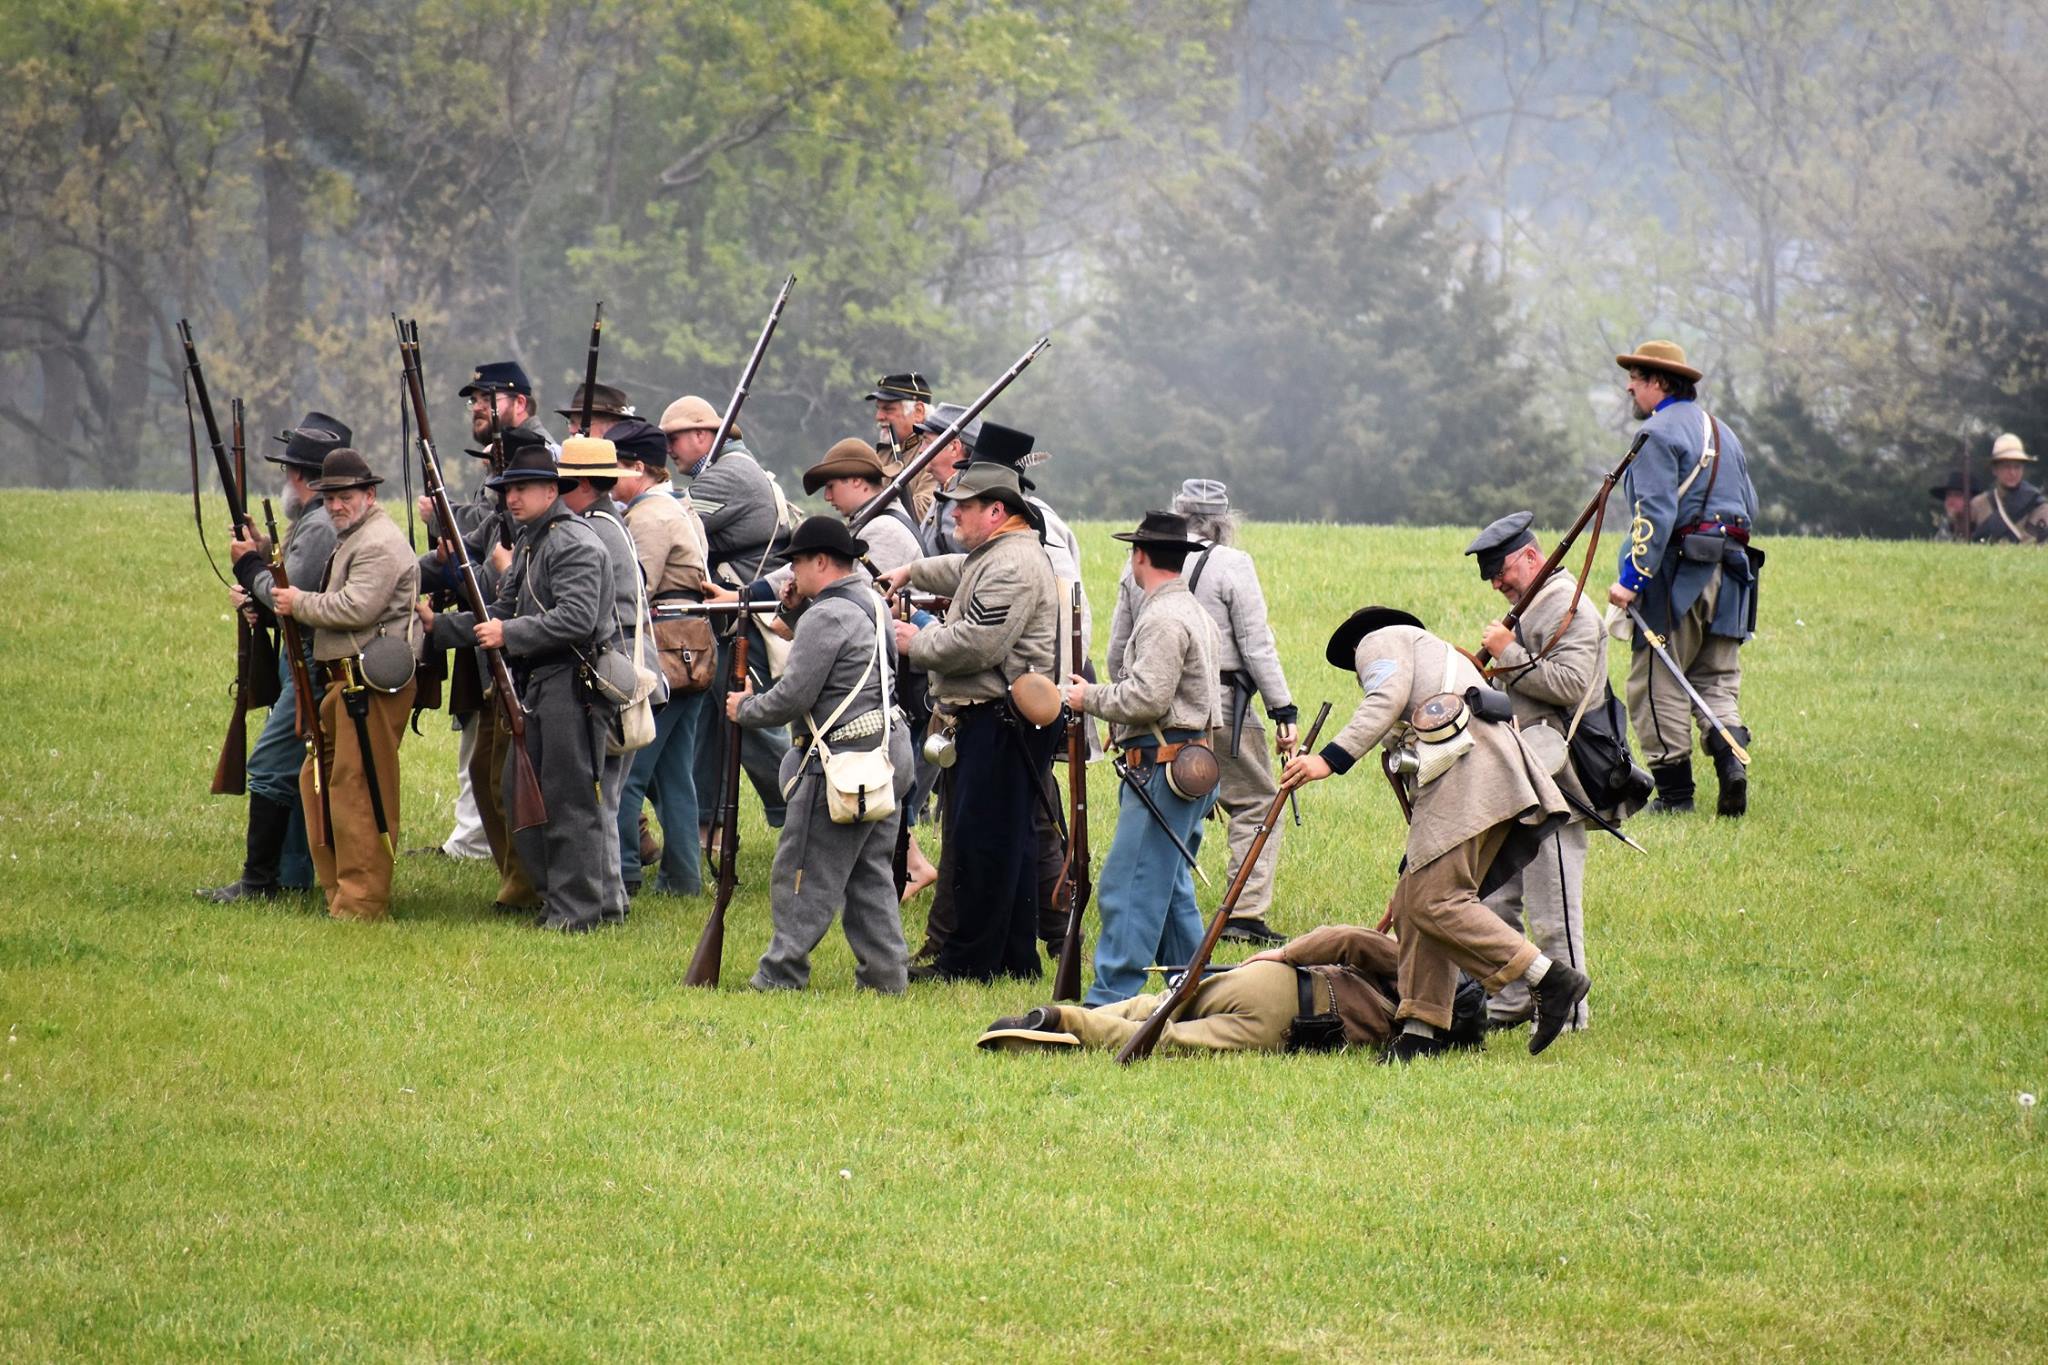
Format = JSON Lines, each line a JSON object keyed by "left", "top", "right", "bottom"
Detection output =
{"left": 579, "top": 300, "right": 603, "bottom": 436}
{"left": 178, "top": 319, "right": 250, "bottom": 534}
{"left": 703, "top": 275, "right": 796, "bottom": 471}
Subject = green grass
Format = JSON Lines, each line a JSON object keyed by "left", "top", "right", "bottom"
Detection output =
{"left": 2, "top": 492, "right": 2045, "bottom": 1360}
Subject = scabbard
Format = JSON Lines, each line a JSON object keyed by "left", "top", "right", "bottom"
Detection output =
{"left": 1225, "top": 671, "right": 1254, "bottom": 759}
{"left": 343, "top": 682, "right": 394, "bottom": 846}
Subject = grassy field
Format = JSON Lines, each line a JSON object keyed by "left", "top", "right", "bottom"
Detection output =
{"left": 2, "top": 490, "right": 2045, "bottom": 1361}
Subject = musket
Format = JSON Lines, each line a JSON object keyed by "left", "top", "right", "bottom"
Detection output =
{"left": 848, "top": 335, "right": 1051, "bottom": 534}
{"left": 263, "top": 497, "right": 330, "bottom": 845}
{"left": 651, "top": 599, "right": 781, "bottom": 621}
{"left": 1116, "top": 701, "right": 1333, "bottom": 1064}
{"left": 1476, "top": 431, "right": 1649, "bottom": 667}
{"left": 704, "top": 275, "right": 795, "bottom": 471}
{"left": 1626, "top": 604, "right": 1750, "bottom": 764}
{"left": 394, "top": 317, "right": 549, "bottom": 830}
{"left": 211, "top": 398, "right": 256, "bottom": 795}
{"left": 685, "top": 637, "right": 749, "bottom": 987}
{"left": 177, "top": 320, "right": 252, "bottom": 538}
{"left": 1052, "top": 582, "right": 1093, "bottom": 1001}
{"left": 577, "top": 301, "right": 603, "bottom": 436}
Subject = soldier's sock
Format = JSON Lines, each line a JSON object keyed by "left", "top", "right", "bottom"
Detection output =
{"left": 1400, "top": 1020, "right": 1438, "bottom": 1039}
{"left": 1522, "top": 954, "right": 1554, "bottom": 986}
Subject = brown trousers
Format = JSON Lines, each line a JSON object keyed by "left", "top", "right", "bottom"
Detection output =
{"left": 1055, "top": 960, "right": 1302, "bottom": 1054}
{"left": 1389, "top": 824, "right": 1541, "bottom": 1029}
{"left": 469, "top": 700, "right": 538, "bottom": 908}
{"left": 302, "top": 678, "right": 413, "bottom": 921}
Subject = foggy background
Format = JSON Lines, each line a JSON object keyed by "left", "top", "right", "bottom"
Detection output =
{"left": 5, "top": 0, "right": 2044, "bottom": 536}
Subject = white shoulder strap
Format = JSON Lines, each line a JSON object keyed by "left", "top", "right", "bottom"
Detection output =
{"left": 803, "top": 595, "right": 888, "bottom": 750}
{"left": 1673, "top": 408, "right": 1718, "bottom": 504}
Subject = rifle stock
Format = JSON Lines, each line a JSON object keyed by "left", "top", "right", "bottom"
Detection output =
{"left": 1052, "top": 582, "right": 1091, "bottom": 1001}
{"left": 686, "top": 637, "right": 749, "bottom": 988}
{"left": 394, "top": 317, "right": 547, "bottom": 830}
{"left": 848, "top": 336, "right": 1051, "bottom": 534}
{"left": 263, "top": 497, "right": 331, "bottom": 846}
{"left": 1115, "top": 700, "right": 1333, "bottom": 1064}
{"left": 1476, "top": 432, "right": 1648, "bottom": 666}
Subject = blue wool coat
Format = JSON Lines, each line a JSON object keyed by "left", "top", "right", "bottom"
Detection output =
{"left": 1617, "top": 399, "right": 1761, "bottom": 642}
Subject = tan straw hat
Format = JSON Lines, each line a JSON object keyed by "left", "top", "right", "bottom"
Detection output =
{"left": 1990, "top": 432, "right": 2037, "bottom": 464}
{"left": 557, "top": 434, "right": 626, "bottom": 480}
{"left": 658, "top": 395, "right": 722, "bottom": 434}
{"left": 1614, "top": 339, "right": 1703, "bottom": 382}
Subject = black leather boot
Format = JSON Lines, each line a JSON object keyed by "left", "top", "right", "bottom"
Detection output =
{"left": 197, "top": 795, "right": 294, "bottom": 902}
{"left": 1706, "top": 725, "right": 1750, "bottom": 817}
{"left": 1648, "top": 762, "right": 1695, "bottom": 813}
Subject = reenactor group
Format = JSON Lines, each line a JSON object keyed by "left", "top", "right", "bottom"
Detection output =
{"left": 197, "top": 332, "right": 1763, "bottom": 1066}
{"left": 1930, "top": 432, "right": 2048, "bottom": 544}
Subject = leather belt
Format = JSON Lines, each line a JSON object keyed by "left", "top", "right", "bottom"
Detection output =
{"left": 1121, "top": 741, "right": 1188, "bottom": 771}
{"left": 1677, "top": 521, "right": 1749, "bottom": 543}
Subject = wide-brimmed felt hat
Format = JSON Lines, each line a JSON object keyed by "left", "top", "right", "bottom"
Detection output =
{"left": 935, "top": 460, "right": 1032, "bottom": 517}
{"left": 1930, "top": 469, "right": 1973, "bottom": 500}
{"left": 1614, "top": 339, "right": 1702, "bottom": 383}
{"left": 1325, "top": 606, "right": 1426, "bottom": 670}
{"left": 484, "top": 440, "right": 568, "bottom": 491}
{"left": 864, "top": 372, "right": 932, "bottom": 404}
{"left": 1172, "top": 478, "right": 1230, "bottom": 516}
{"left": 556, "top": 382, "right": 634, "bottom": 424}
{"left": 557, "top": 434, "right": 626, "bottom": 482}
{"left": 777, "top": 514, "right": 869, "bottom": 564}
{"left": 269, "top": 411, "right": 353, "bottom": 471}
{"left": 659, "top": 394, "right": 721, "bottom": 435}
{"left": 1990, "top": 432, "right": 2037, "bottom": 464}
{"left": 804, "top": 437, "right": 889, "bottom": 495}
{"left": 459, "top": 360, "right": 534, "bottom": 398}
{"left": 307, "top": 447, "right": 383, "bottom": 492}
{"left": 973, "top": 420, "right": 1035, "bottom": 471}
{"left": 1111, "top": 509, "right": 1202, "bottom": 551}
{"left": 1465, "top": 510, "right": 1538, "bottom": 579}
{"left": 607, "top": 417, "right": 667, "bottom": 469}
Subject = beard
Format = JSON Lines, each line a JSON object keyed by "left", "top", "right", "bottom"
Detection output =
{"left": 1631, "top": 397, "right": 1651, "bottom": 421}
{"left": 282, "top": 482, "right": 309, "bottom": 520}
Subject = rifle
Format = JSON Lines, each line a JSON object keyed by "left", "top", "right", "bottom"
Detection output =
{"left": 651, "top": 599, "right": 781, "bottom": 621}
{"left": 1052, "top": 581, "right": 1093, "bottom": 1002}
{"left": 177, "top": 320, "right": 252, "bottom": 538}
{"left": 577, "top": 301, "right": 603, "bottom": 436}
{"left": 211, "top": 398, "right": 257, "bottom": 795}
{"left": 1116, "top": 701, "right": 1332, "bottom": 1064}
{"left": 704, "top": 275, "right": 795, "bottom": 471}
{"left": 685, "top": 636, "right": 749, "bottom": 988}
{"left": 263, "top": 497, "right": 330, "bottom": 845}
{"left": 1475, "top": 431, "right": 1649, "bottom": 668}
{"left": 394, "top": 317, "right": 549, "bottom": 831}
{"left": 848, "top": 335, "right": 1051, "bottom": 534}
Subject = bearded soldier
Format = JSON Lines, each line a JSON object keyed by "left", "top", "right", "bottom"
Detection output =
{"left": 1607, "top": 340, "right": 1761, "bottom": 818}
{"left": 1971, "top": 433, "right": 2048, "bottom": 544}
{"left": 879, "top": 462, "right": 1061, "bottom": 982}
{"left": 1282, "top": 607, "right": 1588, "bottom": 1061}
{"left": 1108, "top": 479, "right": 1297, "bottom": 946}
{"left": 205, "top": 412, "right": 348, "bottom": 905}
{"left": 268, "top": 449, "right": 420, "bottom": 922}
{"left": 1467, "top": 511, "right": 1607, "bottom": 1033}
{"left": 422, "top": 442, "right": 615, "bottom": 932}
{"left": 1063, "top": 511, "right": 1221, "bottom": 1005}
{"left": 867, "top": 371, "right": 938, "bottom": 523}
{"left": 727, "top": 516, "right": 915, "bottom": 992}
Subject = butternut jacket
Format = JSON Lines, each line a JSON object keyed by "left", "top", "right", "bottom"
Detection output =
{"left": 624, "top": 484, "right": 709, "bottom": 597}
{"left": 291, "top": 503, "right": 421, "bottom": 663}
{"left": 905, "top": 523, "right": 1058, "bottom": 703}
{"left": 1321, "top": 624, "right": 1567, "bottom": 872}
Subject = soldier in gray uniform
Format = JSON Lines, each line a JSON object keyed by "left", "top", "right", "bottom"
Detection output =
{"left": 728, "top": 517, "right": 915, "bottom": 992}
{"left": 559, "top": 433, "right": 663, "bottom": 924}
{"left": 1283, "top": 606, "right": 1588, "bottom": 1061}
{"left": 662, "top": 394, "right": 795, "bottom": 835}
{"left": 1108, "top": 479, "right": 1297, "bottom": 946}
{"left": 205, "top": 412, "right": 348, "bottom": 903}
{"left": 423, "top": 443, "right": 616, "bottom": 932}
{"left": 1609, "top": 340, "right": 1761, "bottom": 817}
{"left": 1467, "top": 511, "right": 1603, "bottom": 1031}
{"left": 1065, "top": 511, "right": 1222, "bottom": 1005}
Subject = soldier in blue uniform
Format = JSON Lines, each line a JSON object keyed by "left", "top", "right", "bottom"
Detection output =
{"left": 1606, "top": 340, "right": 1761, "bottom": 817}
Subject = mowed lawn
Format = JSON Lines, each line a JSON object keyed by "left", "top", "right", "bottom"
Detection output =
{"left": 2, "top": 490, "right": 2044, "bottom": 1361}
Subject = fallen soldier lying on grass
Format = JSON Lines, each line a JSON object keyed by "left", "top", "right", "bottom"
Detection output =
{"left": 975, "top": 926, "right": 1486, "bottom": 1059}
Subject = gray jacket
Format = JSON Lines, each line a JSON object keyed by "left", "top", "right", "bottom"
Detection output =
{"left": 736, "top": 575, "right": 894, "bottom": 753}
{"left": 432, "top": 497, "right": 607, "bottom": 669}
{"left": 906, "top": 524, "right": 1059, "bottom": 703}
{"left": 238, "top": 500, "right": 335, "bottom": 616}
{"left": 1108, "top": 541, "right": 1291, "bottom": 718}
{"left": 686, "top": 439, "right": 787, "bottom": 582}
{"left": 1488, "top": 572, "right": 1604, "bottom": 732}
{"left": 586, "top": 504, "right": 664, "bottom": 695}
{"left": 1082, "top": 577, "right": 1220, "bottom": 741}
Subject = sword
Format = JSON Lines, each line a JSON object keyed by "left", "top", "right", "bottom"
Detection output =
{"left": 1560, "top": 786, "right": 1646, "bottom": 853}
{"left": 1112, "top": 756, "right": 1210, "bottom": 886}
{"left": 1625, "top": 604, "right": 1750, "bottom": 765}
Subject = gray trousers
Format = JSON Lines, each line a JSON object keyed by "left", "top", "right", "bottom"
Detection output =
{"left": 508, "top": 664, "right": 614, "bottom": 929}
{"left": 751, "top": 728, "right": 914, "bottom": 993}
{"left": 598, "top": 743, "right": 630, "bottom": 921}
{"left": 1482, "top": 820, "right": 1588, "bottom": 1028}
{"left": 1627, "top": 571, "right": 1743, "bottom": 767}
{"left": 1211, "top": 712, "right": 1282, "bottom": 921}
